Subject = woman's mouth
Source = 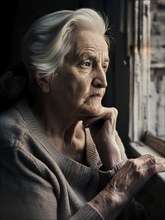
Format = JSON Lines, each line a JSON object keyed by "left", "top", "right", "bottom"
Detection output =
{"left": 90, "top": 93, "right": 102, "bottom": 99}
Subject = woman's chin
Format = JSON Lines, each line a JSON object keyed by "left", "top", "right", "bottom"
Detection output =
{"left": 80, "top": 104, "right": 103, "bottom": 118}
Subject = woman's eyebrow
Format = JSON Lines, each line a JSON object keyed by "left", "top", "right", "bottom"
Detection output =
{"left": 79, "top": 51, "right": 96, "bottom": 59}
{"left": 77, "top": 51, "right": 110, "bottom": 65}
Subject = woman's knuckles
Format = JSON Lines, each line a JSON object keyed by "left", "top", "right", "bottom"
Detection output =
{"left": 125, "top": 155, "right": 165, "bottom": 177}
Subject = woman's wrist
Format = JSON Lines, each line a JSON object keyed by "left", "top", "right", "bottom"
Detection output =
{"left": 100, "top": 160, "right": 126, "bottom": 173}
{"left": 98, "top": 160, "right": 127, "bottom": 188}
{"left": 96, "top": 141, "right": 122, "bottom": 170}
{"left": 89, "top": 186, "right": 127, "bottom": 220}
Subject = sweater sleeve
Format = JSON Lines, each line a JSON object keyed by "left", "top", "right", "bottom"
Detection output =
{"left": 98, "top": 160, "right": 126, "bottom": 188}
{"left": 69, "top": 203, "right": 103, "bottom": 220}
{"left": 0, "top": 146, "right": 58, "bottom": 220}
{"left": 0, "top": 145, "right": 106, "bottom": 220}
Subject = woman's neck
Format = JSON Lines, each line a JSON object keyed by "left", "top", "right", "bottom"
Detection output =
{"left": 31, "top": 100, "right": 86, "bottom": 164}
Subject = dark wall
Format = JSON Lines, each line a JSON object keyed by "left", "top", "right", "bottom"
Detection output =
{"left": 1, "top": 0, "right": 111, "bottom": 72}
{"left": 1, "top": 0, "right": 130, "bottom": 150}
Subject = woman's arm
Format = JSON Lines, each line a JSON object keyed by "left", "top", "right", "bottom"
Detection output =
{"left": 0, "top": 147, "right": 58, "bottom": 220}
{"left": 89, "top": 155, "right": 165, "bottom": 220}
{"left": 83, "top": 107, "right": 165, "bottom": 219}
{"left": 83, "top": 107, "right": 123, "bottom": 170}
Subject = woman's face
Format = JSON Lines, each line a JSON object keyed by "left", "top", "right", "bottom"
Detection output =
{"left": 49, "top": 31, "right": 109, "bottom": 120}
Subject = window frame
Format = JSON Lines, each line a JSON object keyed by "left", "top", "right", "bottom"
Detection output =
{"left": 129, "top": 0, "right": 151, "bottom": 142}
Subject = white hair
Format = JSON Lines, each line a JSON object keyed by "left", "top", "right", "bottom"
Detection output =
{"left": 21, "top": 8, "right": 110, "bottom": 100}
{"left": 22, "top": 8, "right": 109, "bottom": 79}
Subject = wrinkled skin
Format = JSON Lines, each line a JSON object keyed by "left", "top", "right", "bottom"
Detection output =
{"left": 83, "top": 107, "right": 122, "bottom": 170}
{"left": 109, "top": 155, "right": 165, "bottom": 200}
{"left": 83, "top": 106, "right": 165, "bottom": 194}
{"left": 86, "top": 109, "right": 165, "bottom": 219}
{"left": 36, "top": 30, "right": 165, "bottom": 220}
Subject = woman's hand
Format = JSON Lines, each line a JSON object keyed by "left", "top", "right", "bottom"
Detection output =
{"left": 89, "top": 154, "right": 165, "bottom": 220}
{"left": 106, "top": 155, "right": 165, "bottom": 201}
{"left": 83, "top": 107, "right": 122, "bottom": 170}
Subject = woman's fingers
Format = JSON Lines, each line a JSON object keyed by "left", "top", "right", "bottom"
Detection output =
{"left": 83, "top": 107, "right": 118, "bottom": 128}
{"left": 83, "top": 107, "right": 121, "bottom": 169}
{"left": 83, "top": 107, "right": 118, "bottom": 142}
{"left": 107, "top": 155, "right": 165, "bottom": 201}
{"left": 132, "top": 154, "right": 165, "bottom": 175}
{"left": 150, "top": 156, "right": 165, "bottom": 173}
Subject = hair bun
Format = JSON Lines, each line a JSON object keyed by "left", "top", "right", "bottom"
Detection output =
{"left": 0, "top": 63, "right": 28, "bottom": 111}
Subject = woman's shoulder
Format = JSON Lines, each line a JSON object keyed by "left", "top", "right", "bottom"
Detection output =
{"left": 0, "top": 102, "right": 27, "bottom": 128}
{"left": 0, "top": 104, "right": 28, "bottom": 150}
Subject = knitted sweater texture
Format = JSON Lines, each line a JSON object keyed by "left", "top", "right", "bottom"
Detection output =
{"left": 0, "top": 100, "right": 144, "bottom": 220}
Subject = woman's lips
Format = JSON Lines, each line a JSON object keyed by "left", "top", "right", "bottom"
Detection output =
{"left": 90, "top": 93, "right": 102, "bottom": 99}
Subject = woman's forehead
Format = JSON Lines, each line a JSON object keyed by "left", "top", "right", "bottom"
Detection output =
{"left": 70, "top": 31, "right": 109, "bottom": 59}
{"left": 75, "top": 31, "right": 108, "bottom": 49}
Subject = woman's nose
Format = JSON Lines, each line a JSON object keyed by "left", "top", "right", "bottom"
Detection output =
{"left": 92, "top": 67, "right": 108, "bottom": 88}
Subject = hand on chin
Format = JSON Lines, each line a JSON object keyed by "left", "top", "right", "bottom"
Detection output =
{"left": 82, "top": 107, "right": 118, "bottom": 129}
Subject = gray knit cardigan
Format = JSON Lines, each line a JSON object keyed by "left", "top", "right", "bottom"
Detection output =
{"left": 0, "top": 99, "right": 145, "bottom": 220}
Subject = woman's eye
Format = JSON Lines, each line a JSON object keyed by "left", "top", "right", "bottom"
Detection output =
{"left": 102, "top": 63, "right": 109, "bottom": 72}
{"left": 79, "top": 60, "right": 92, "bottom": 69}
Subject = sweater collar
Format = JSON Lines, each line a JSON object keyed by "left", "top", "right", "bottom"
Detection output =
{"left": 15, "top": 99, "right": 101, "bottom": 170}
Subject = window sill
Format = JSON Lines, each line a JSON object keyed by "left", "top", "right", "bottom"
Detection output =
{"left": 129, "top": 141, "right": 165, "bottom": 182}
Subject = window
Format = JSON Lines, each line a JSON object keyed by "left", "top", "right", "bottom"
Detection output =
{"left": 128, "top": 0, "right": 165, "bottom": 156}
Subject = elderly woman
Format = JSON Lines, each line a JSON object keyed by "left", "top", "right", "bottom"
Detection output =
{"left": 0, "top": 8, "right": 164, "bottom": 220}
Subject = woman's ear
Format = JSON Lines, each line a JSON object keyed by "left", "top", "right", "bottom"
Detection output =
{"left": 35, "top": 74, "right": 50, "bottom": 93}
